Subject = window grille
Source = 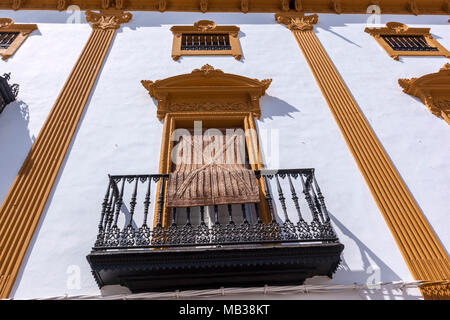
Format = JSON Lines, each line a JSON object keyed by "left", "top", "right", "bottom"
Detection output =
{"left": 181, "top": 34, "right": 231, "bottom": 51}
{"left": 381, "top": 35, "right": 438, "bottom": 52}
{"left": 0, "top": 32, "right": 19, "bottom": 50}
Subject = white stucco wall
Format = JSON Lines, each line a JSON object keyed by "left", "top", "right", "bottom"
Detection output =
{"left": 0, "top": 10, "right": 91, "bottom": 204}
{"left": 1, "top": 11, "right": 447, "bottom": 300}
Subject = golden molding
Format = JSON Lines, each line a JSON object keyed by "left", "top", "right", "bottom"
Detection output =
{"left": 276, "top": 12, "right": 450, "bottom": 299}
{"left": 0, "top": 18, "right": 37, "bottom": 60}
{"left": 170, "top": 20, "right": 242, "bottom": 61}
{"left": 85, "top": 9, "right": 132, "bottom": 30}
{"left": 365, "top": 22, "right": 450, "bottom": 60}
{"left": 0, "top": 11, "right": 132, "bottom": 299}
{"left": 399, "top": 64, "right": 450, "bottom": 125}
{"left": 141, "top": 64, "right": 271, "bottom": 120}
{"left": 275, "top": 12, "right": 318, "bottom": 31}
{"left": 1, "top": 0, "right": 450, "bottom": 14}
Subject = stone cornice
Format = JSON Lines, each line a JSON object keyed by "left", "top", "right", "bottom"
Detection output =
{"left": 275, "top": 12, "right": 318, "bottom": 31}
{"left": 1, "top": 0, "right": 449, "bottom": 15}
{"left": 85, "top": 10, "right": 132, "bottom": 30}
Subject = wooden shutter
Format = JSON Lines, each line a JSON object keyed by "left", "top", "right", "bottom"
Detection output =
{"left": 166, "top": 130, "right": 260, "bottom": 207}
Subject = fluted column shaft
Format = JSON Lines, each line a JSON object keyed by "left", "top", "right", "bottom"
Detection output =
{"left": 0, "top": 10, "right": 132, "bottom": 299}
{"left": 275, "top": 12, "right": 449, "bottom": 300}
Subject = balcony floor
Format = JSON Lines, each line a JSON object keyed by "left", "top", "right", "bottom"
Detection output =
{"left": 87, "top": 242, "right": 344, "bottom": 292}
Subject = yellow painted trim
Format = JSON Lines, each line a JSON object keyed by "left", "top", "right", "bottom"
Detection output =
{"left": 276, "top": 12, "right": 450, "bottom": 300}
{"left": 2, "top": 0, "right": 450, "bottom": 15}
{"left": 0, "top": 11, "right": 132, "bottom": 299}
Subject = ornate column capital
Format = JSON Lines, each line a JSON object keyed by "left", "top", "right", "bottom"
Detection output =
{"left": 274, "top": 12, "right": 318, "bottom": 31}
{"left": 85, "top": 10, "right": 132, "bottom": 30}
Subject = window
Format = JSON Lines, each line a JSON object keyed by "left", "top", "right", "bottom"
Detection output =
{"left": 181, "top": 34, "right": 231, "bottom": 51}
{"left": 399, "top": 64, "right": 450, "bottom": 125}
{"left": 381, "top": 35, "right": 437, "bottom": 52}
{"left": 0, "top": 32, "right": 19, "bottom": 49}
{"left": 0, "top": 18, "right": 37, "bottom": 60}
{"left": 365, "top": 22, "right": 450, "bottom": 60}
{"left": 167, "top": 127, "right": 259, "bottom": 209}
{"left": 141, "top": 64, "right": 273, "bottom": 223}
{"left": 170, "top": 20, "right": 242, "bottom": 61}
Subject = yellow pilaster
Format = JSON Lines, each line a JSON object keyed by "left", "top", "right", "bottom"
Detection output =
{"left": 275, "top": 12, "right": 450, "bottom": 300}
{"left": 0, "top": 10, "right": 132, "bottom": 299}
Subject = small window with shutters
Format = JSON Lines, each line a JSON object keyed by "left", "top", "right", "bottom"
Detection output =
{"left": 365, "top": 22, "right": 450, "bottom": 61}
{"left": 170, "top": 20, "right": 242, "bottom": 61}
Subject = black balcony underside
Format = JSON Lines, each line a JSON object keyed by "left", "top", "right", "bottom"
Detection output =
{"left": 87, "top": 242, "right": 344, "bottom": 292}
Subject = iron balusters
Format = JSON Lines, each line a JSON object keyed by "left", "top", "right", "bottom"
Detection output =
{"left": 92, "top": 169, "right": 339, "bottom": 251}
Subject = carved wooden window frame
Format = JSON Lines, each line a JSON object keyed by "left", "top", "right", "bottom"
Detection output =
{"left": 141, "top": 64, "right": 272, "bottom": 227}
{"left": 365, "top": 22, "right": 450, "bottom": 61}
{"left": 170, "top": 20, "right": 242, "bottom": 61}
{"left": 399, "top": 63, "right": 450, "bottom": 125}
{"left": 0, "top": 18, "right": 38, "bottom": 60}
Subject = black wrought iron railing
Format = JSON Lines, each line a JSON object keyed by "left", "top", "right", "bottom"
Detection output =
{"left": 0, "top": 73, "right": 19, "bottom": 114}
{"left": 93, "top": 169, "right": 338, "bottom": 250}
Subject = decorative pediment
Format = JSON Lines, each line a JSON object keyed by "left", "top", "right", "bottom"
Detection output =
{"left": 141, "top": 64, "right": 272, "bottom": 120}
{"left": 399, "top": 64, "right": 450, "bottom": 125}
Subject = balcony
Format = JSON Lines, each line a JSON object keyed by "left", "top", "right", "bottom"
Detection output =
{"left": 87, "top": 169, "right": 344, "bottom": 292}
{"left": 0, "top": 73, "right": 19, "bottom": 114}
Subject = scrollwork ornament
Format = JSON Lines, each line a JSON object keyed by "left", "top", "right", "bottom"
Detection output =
{"left": 85, "top": 10, "right": 132, "bottom": 30}
{"left": 196, "top": 222, "right": 210, "bottom": 243}
{"left": 136, "top": 224, "right": 151, "bottom": 245}
{"left": 0, "top": 18, "right": 13, "bottom": 28}
{"left": 151, "top": 223, "right": 165, "bottom": 245}
{"left": 120, "top": 225, "right": 136, "bottom": 246}
{"left": 275, "top": 13, "right": 318, "bottom": 32}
